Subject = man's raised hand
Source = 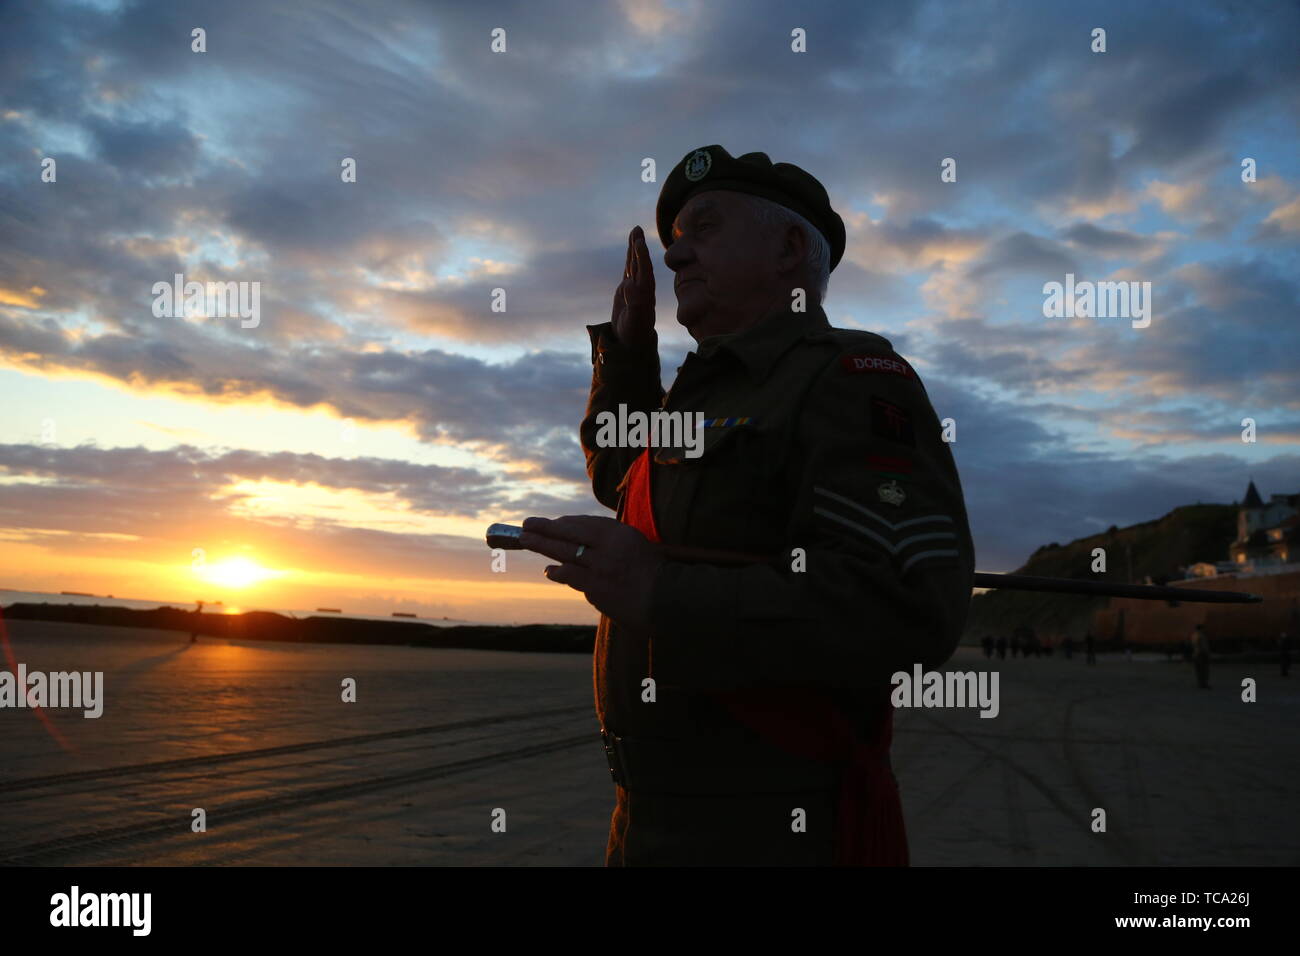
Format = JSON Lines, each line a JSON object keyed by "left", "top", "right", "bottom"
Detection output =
{"left": 611, "top": 225, "right": 656, "bottom": 349}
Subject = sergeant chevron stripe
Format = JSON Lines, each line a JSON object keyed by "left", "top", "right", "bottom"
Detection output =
{"left": 814, "top": 486, "right": 954, "bottom": 533}
{"left": 899, "top": 548, "right": 961, "bottom": 574}
{"left": 812, "top": 486, "right": 959, "bottom": 572}
{"left": 812, "top": 507, "right": 956, "bottom": 554}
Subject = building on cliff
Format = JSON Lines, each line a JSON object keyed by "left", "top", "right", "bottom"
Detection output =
{"left": 1091, "top": 480, "right": 1300, "bottom": 649}
{"left": 1228, "top": 479, "right": 1300, "bottom": 570}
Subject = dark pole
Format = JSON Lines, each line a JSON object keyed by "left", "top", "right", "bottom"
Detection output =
{"left": 485, "top": 526, "right": 1264, "bottom": 605}
{"left": 973, "top": 572, "right": 1261, "bottom": 604}
{"left": 652, "top": 547, "right": 1266, "bottom": 604}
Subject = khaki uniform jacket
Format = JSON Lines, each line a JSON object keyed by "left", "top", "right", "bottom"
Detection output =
{"left": 581, "top": 301, "right": 975, "bottom": 865}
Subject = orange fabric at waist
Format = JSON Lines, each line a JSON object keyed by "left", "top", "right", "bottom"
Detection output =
{"left": 621, "top": 448, "right": 661, "bottom": 543}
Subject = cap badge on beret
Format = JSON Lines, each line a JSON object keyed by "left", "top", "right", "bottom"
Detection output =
{"left": 684, "top": 148, "right": 712, "bottom": 182}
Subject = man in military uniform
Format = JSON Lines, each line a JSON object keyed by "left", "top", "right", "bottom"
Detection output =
{"left": 519, "top": 145, "right": 975, "bottom": 866}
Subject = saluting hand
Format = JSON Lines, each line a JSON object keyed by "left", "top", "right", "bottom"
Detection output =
{"left": 519, "top": 515, "right": 664, "bottom": 631}
{"left": 611, "top": 225, "right": 656, "bottom": 350}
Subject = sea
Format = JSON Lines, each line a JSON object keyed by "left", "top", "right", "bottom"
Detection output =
{"left": 0, "top": 589, "right": 478, "bottom": 627}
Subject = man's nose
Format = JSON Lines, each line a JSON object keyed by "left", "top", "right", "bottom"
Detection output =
{"left": 663, "top": 239, "right": 690, "bottom": 272}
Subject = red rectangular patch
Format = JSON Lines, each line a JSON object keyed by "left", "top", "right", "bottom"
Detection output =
{"left": 840, "top": 354, "right": 916, "bottom": 378}
{"left": 867, "top": 454, "right": 914, "bottom": 473}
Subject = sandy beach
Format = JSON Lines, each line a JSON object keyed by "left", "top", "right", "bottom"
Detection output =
{"left": 1, "top": 620, "right": 1295, "bottom": 866}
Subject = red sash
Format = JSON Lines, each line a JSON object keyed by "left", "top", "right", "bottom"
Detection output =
{"left": 621, "top": 448, "right": 661, "bottom": 544}
{"left": 620, "top": 448, "right": 908, "bottom": 865}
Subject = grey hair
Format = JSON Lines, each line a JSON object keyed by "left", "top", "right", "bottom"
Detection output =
{"left": 743, "top": 194, "right": 831, "bottom": 303}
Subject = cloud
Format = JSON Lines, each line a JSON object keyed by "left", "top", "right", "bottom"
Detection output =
{"left": 1257, "top": 194, "right": 1300, "bottom": 238}
{"left": 0, "top": 312, "right": 599, "bottom": 479}
{"left": 85, "top": 115, "right": 200, "bottom": 177}
{"left": 0, "top": 441, "right": 596, "bottom": 579}
{"left": 968, "top": 232, "right": 1077, "bottom": 281}
{"left": 1059, "top": 223, "right": 1159, "bottom": 258}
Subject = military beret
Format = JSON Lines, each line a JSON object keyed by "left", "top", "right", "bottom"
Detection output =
{"left": 656, "top": 145, "right": 846, "bottom": 272}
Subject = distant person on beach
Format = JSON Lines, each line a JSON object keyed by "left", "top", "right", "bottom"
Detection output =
{"left": 1191, "top": 624, "right": 1210, "bottom": 689}
{"left": 982, "top": 634, "right": 994, "bottom": 658}
{"left": 1084, "top": 631, "right": 1096, "bottom": 665}
{"left": 519, "top": 145, "right": 974, "bottom": 866}
{"left": 996, "top": 635, "right": 1007, "bottom": 659}
{"left": 1288, "top": 598, "right": 1300, "bottom": 675}
{"left": 1010, "top": 632, "right": 1021, "bottom": 658}
{"left": 191, "top": 600, "right": 204, "bottom": 643}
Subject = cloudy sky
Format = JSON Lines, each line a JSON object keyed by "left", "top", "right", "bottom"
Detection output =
{"left": 1, "top": 0, "right": 1297, "bottom": 623}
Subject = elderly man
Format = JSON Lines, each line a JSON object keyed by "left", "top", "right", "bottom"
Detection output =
{"left": 520, "top": 145, "right": 974, "bottom": 866}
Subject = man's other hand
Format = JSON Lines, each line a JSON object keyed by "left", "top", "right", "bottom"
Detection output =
{"left": 519, "top": 515, "right": 663, "bottom": 629}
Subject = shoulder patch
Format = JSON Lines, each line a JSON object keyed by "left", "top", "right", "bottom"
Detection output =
{"left": 870, "top": 395, "right": 915, "bottom": 446}
{"left": 841, "top": 353, "right": 917, "bottom": 380}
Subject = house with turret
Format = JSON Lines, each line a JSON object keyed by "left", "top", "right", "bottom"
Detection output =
{"left": 1228, "top": 479, "right": 1300, "bottom": 570}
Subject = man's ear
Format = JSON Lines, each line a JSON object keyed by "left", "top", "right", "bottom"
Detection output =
{"left": 777, "top": 222, "right": 809, "bottom": 278}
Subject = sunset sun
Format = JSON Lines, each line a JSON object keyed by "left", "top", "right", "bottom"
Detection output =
{"left": 197, "top": 556, "right": 282, "bottom": 590}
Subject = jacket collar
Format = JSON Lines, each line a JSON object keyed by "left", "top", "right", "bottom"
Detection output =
{"left": 694, "top": 302, "right": 831, "bottom": 384}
